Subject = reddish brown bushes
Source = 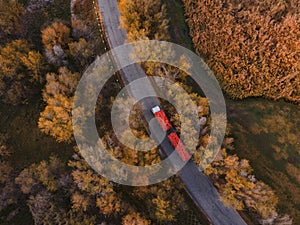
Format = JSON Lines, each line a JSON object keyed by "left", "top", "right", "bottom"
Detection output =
{"left": 183, "top": 0, "right": 300, "bottom": 102}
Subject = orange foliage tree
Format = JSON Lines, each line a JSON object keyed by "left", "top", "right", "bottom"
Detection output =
{"left": 183, "top": 0, "right": 300, "bottom": 102}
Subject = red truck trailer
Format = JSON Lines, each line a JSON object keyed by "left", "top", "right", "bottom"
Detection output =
{"left": 167, "top": 132, "right": 191, "bottom": 162}
{"left": 151, "top": 106, "right": 191, "bottom": 162}
{"left": 151, "top": 106, "right": 172, "bottom": 131}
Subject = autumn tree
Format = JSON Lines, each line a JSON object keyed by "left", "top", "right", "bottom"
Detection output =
{"left": 70, "top": 0, "right": 104, "bottom": 71}
{"left": 13, "top": 155, "right": 100, "bottom": 224}
{"left": 205, "top": 150, "right": 279, "bottom": 220}
{"left": 14, "top": 156, "right": 70, "bottom": 224}
{"left": 105, "top": 96, "right": 160, "bottom": 167}
{"left": 71, "top": 0, "right": 99, "bottom": 40}
{"left": 122, "top": 212, "right": 150, "bottom": 225}
{"left": 0, "top": 39, "right": 45, "bottom": 104}
{"left": 67, "top": 209, "right": 97, "bottom": 225}
{"left": 183, "top": 0, "right": 300, "bottom": 102}
{"left": 38, "top": 67, "right": 80, "bottom": 143}
{"left": 27, "top": 191, "right": 68, "bottom": 225}
{"left": 68, "top": 152, "right": 123, "bottom": 218}
{"left": 15, "top": 155, "right": 68, "bottom": 195}
{"left": 133, "top": 177, "right": 185, "bottom": 222}
{"left": 0, "top": 0, "right": 25, "bottom": 44}
{"left": 191, "top": 111, "right": 290, "bottom": 222}
{"left": 41, "top": 20, "right": 98, "bottom": 71}
{"left": 14, "top": 153, "right": 123, "bottom": 224}
{"left": 119, "top": 0, "right": 169, "bottom": 41}
{"left": 119, "top": 0, "right": 190, "bottom": 83}
{"left": 41, "top": 22, "right": 71, "bottom": 66}
{"left": 68, "top": 38, "right": 94, "bottom": 69}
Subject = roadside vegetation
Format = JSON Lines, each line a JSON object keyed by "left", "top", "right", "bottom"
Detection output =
{"left": 118, "top": 0, "right": 293, "bottom": 224}
{"left": 161, "top": 0, "right": 299, "bottom": 223}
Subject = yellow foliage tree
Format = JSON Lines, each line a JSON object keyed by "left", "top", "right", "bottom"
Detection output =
{"left": 183, "top": 0, "right": 300, "bottom": 102}
{"left": 133, "top": 178, "right": 185, "bottom": 222}
{"left": 122, "top": 212, "right": 150, "bottom": 225}
{"left": 119, "top": 0, "right": 169, "bottom": 41}
{"left": 205, "top": 151, "right": 278, "bottom": 219}
{"left": 68, "top": 154, "right": 123, "bottom": 217}
{"left": 38, "top": 67, "right": 80, "bottom": 143}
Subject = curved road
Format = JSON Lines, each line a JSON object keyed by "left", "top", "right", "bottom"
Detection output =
{"left": 96, "top": 0, "right": 248, "bottom": 224}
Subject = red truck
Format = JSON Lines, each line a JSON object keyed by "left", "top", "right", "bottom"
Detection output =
{"left": 151, "top": 106, "right": 172, "bottom": 131}
{"left": 151, "top": 106, "right": 191, "bottom": 162}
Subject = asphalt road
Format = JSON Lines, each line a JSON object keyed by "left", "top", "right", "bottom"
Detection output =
{"left": 97, "top": 0, "right": 248, "bottom": 224}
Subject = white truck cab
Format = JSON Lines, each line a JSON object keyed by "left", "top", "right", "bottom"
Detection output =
{"left": 151, "top": 106, "right": 161, "bottom": 114}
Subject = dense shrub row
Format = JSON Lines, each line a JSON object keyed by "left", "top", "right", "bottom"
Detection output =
{"left": 183, "top": 0, "right": 299, "bottom": 102}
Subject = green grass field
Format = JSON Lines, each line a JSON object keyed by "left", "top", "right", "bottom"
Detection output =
{"left": 227, "top": 98, "right": 300, "bottom": 222}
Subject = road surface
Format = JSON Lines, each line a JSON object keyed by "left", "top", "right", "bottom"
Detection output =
{"left": 96, "top": 0, "right": 248, "bottom": 224}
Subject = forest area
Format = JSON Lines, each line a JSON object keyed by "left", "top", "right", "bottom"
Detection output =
{"left": 182, "top": 0, "right": 299, "bottom": 102}
{"left": 0, "top": 0, "right": 298, "bottom": 224}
